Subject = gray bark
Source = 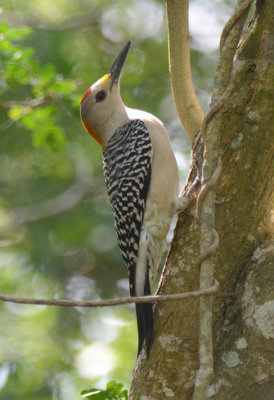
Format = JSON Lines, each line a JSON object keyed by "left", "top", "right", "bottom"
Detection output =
{"left": 130, "top": 1, "right": 274, "bottom": 398}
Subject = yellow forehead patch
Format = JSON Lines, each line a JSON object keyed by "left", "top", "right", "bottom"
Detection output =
{"left": 99, "top": 73, "right": 111, "bottom": 85}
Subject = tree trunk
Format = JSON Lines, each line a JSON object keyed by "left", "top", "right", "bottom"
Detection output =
{"left": 130, "top": 1, "right": 274, "bottom": 398}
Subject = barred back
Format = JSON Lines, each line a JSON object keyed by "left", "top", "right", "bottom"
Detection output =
{"left": 102, "top": 119, "right": 153, "bottom": 296}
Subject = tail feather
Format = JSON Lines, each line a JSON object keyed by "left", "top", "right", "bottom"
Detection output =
{"left": 135, "top": 268, "right": 154, "bottom": 358}
{"left": 136, "top": 302, "right": 154, "bottom": 358}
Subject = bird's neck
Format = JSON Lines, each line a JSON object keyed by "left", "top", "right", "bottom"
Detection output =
{"left": 101, "top": 105, "right": 130, "bottom": 148}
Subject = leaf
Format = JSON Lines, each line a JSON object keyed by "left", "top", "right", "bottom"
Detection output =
{"left": 81, "top": 381, "right": 128, "bottom": 400}
{"left": 0, "top": 23, "right": 79, "bottom": 150}
{"left": 0, "top": 23, "right": 31, "bottom": 40}
{"left": 8, "top": 105, "right": 31, "bottom": 121}
{"left": 106, "top": 381, "right": 124, "bottom": 396}
{"left": 19, "top": 106, "right": 66, "bottom": 151}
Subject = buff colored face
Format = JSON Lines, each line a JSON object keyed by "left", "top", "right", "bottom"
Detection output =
{"left": 80, "top": 73, "right": 112, "bottom": 147}
{"left": 80, "top": 41, "right": 131, "bottom": 147}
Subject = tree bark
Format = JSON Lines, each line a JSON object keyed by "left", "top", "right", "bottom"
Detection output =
{"left": 130, "top": 0, "right": 274, "bottom": 398}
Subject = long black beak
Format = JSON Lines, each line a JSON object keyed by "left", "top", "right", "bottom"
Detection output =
{"left": 109, "top": 41, "right": 131, "bottom": 90}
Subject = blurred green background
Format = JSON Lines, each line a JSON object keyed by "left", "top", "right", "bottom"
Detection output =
{"left": 0, "top": 0, "right": 236, "bottom": 398}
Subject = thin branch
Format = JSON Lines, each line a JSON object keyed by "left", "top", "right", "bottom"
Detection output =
{"left": 0, "top": 11, "right": 101, "bottom": 31}
{"left": 196, "top": 157, "right": 222, "bottom": 217}
{"left": 212, "top": 0, "right": 254, "bottom": 102}
{"left": 0, "top": 163, "right": 104, "bottom": 237}
{"left": 193, "top": 100, "right": 225, "bottom": 400}
{"left": 220, "top": 0, "right": 254, "bottom": 51}
{"left": 10, "top": 179, "right": 91, "bottom": 229}
{"left": 192, "top": 78, "right": 234, "bottom": 400}
{"left": 0, "top": 81, "right": 82, "bottom": 110}
{"left": 0, "top": 98, "right": 46, "bottom": 109}
{"left": 193, "top": 171, "right": 220, "bottom": 400}
{"left": 0, "top": 280, "right": 219, "bottom": 308}
{"left": 166, "top": 0, "right": 204, "bottom": 142}
{"left": 193, "top": 2, "right": 253, "bottom": 398}
{"left": 196, "top": 228, "right": 219, "bottom": 269}
{"left": 201, "top": 79, "right": 234, "bottom": 138}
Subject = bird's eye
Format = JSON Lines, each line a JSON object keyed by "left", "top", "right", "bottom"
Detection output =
{"left": 95, "top": 90, "right": 107, "bottom": 102}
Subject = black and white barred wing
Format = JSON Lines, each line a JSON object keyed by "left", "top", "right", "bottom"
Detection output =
{"left": 102, "top": 119, "right": 153, "bottom": 296}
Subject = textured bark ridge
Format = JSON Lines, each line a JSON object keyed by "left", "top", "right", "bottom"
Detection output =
{"left": 130, "top": 1, "right": 274, "bottom": 399}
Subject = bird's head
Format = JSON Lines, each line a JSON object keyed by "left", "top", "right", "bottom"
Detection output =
{"left": 80, "top": 41, "right": 131, "bottom": 148}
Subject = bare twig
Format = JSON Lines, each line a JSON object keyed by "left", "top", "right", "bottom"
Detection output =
{"left": 166, "top": 0, "right": 204, "bottom": 141}
{"left": 10, "top": 179, "right": 91, "bottom": 229}
{"left": 212, "top": 0, "right": 254, "bottom": 102}
{"left": 196, "top": 157, "right": 222, "bottom": 218}
{"left": 193, "top": 2, "right": 253, "bottom": 399}
{"left": 0, "top": 162, "right": 104, "bottom": 238}
{"left": 0, "top": 11, "right": 101, "bottom": 31}
{"left": 193, "top": 166, "right": 221, "bottom": 400}
{"left": 0, "top": 280, "right": 219, "bottom": 308}
{"left": 0, "top": 80, "right": 82, "bottom": 110}
{"left": 0, "top": 98, "right": 46, "bottom": 109}
{"left": 196, "top": 228, "right": 219, "bottom": 269}
{"left": 220, "top": 0, "right": 254, "bottom": 51}
{"left": 201, "top": 79, "right": 234, "bottom": 138}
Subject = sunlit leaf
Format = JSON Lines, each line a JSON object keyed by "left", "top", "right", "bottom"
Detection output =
{"left": 81, "top": 381, "right": 128, "bottom": 399}
{"left": 8, "top": 105, "right": 31, "bottom": 121}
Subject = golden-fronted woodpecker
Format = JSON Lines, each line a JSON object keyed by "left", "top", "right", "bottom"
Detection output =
{"left": 80, "top": 41, "right": 179, "bottom": 358}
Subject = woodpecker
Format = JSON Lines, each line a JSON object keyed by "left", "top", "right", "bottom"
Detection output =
{"left": 80, "top": 41, "right": 179, "bottom": 358}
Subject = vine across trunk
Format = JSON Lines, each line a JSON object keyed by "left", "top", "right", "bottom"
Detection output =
{"left": 130, "top": 1, "right": 274, "bottom": 399}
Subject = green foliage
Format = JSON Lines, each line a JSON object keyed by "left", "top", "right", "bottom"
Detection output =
{"left": 0, "top": 16, "right": 136, "bottom": 400}
{"left": 0, "top": 22, "right": 79, "bottom": 151}
{"left": 81, "top": 381, "right": 128, "bottom": 400}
